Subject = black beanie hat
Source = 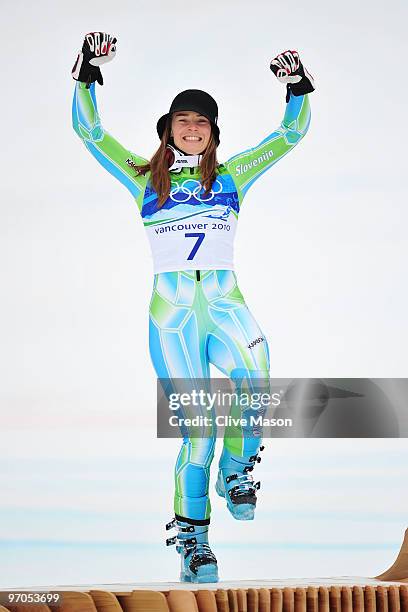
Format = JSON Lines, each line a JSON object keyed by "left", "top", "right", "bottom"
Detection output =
{"left": 156, "top": 89, "right": 220, "bottom": 146}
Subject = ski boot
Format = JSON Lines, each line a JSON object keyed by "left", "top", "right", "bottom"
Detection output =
{"left": 215, "top": 445, "right": 264, "bottom": 520}
{"left": 166, "top": 517, "right": 219, "bottom": 583}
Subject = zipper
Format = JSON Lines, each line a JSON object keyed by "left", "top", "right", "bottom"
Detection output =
{"left": 196, "top": 270, "right": 201, "bottom": 282}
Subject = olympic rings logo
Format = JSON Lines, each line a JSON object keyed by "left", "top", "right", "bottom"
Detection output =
{"left": 169, "top": 179, "right": 223, "bottom": 203}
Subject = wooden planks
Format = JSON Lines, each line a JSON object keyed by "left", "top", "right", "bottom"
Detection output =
{"left": 2, "top": 585, "right": 408, "bottom": 612}
{"left": 377, "top": 530, "right": 408, "bottom": 583}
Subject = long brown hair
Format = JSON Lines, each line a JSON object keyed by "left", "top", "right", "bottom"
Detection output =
{"left": 133, "top": 117, "right": 219, "bottom": 208}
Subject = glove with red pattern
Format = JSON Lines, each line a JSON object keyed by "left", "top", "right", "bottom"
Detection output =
{"left": 270, "top": 50, "right": 315, "bottom": 101}
{"left": 72, "top": 32, "right": 117, "bottom": 88}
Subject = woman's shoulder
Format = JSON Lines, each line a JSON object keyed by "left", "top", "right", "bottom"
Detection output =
{"left": 216, "top": 162, "right": 228, "bottom": 174}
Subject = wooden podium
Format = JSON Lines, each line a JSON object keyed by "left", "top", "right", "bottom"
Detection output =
{"left": 2, "top": 529, "right": 408, "bottom": 612}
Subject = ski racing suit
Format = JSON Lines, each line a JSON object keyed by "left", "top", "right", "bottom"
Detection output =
{"left": 72, "top": 81, "right": 311, "bottom": 525}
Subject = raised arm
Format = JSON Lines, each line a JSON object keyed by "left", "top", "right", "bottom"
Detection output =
{"left": 225, "top": 50, "right": 314, "bottom": 202}
{"left": 71, "top": 32, "right": 148, "bottom": 204}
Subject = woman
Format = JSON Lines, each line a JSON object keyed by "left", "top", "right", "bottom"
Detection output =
{"left": 71, "top": 32, "right": 314, "bottom": 583}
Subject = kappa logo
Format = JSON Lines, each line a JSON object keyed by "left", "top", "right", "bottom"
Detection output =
{"left": 248, "top": 337, "right": 265, "bottom": 349}
{"left": 126, "top": 158, "right": 138, "bottom": 170}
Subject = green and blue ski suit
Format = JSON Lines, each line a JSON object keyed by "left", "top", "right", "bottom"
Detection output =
{"left": 72, "top": 81, "right": 311, "bottom": 523}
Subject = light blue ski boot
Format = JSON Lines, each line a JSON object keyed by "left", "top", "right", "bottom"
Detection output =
{"left": 215, "top": 445, "right": 264, "bottom": 520}
{"left": 166, "top": 517, "right": 219, "bottom": 583}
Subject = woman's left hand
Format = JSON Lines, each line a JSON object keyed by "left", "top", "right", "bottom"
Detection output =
{"left": 270, "top": 50, "right": 315, "bottom": 97}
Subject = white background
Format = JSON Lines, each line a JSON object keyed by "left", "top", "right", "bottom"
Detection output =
{"left": 1, "top": 0, "right": 407, "bottom": 587}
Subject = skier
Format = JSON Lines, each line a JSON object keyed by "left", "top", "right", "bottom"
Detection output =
{"left": 71, "top": 32, "right": 314, "bottom": 583}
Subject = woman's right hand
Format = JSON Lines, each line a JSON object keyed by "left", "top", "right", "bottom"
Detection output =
{"left": 72, "top": 32, "right": 117, "bottom": 88}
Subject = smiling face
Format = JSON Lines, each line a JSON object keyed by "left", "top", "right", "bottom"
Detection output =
{"left": 171, "top": 111, "right": 212, "bottom": 155}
